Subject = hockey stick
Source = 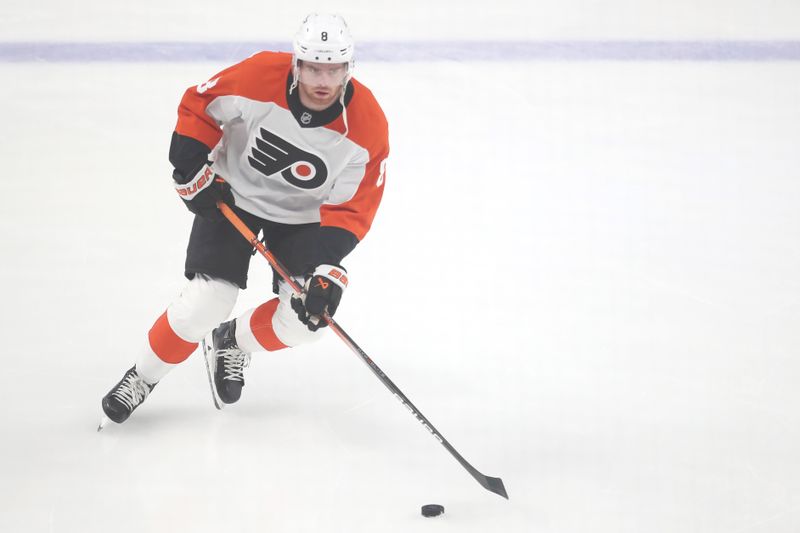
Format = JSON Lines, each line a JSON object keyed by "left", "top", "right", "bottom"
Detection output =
{"left": 217, "top": 201, "right": 508, "bottom": 500}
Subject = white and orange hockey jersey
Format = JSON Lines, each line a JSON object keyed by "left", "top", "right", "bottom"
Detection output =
{"left": 171, "top": 51, "right": 389, "bottom": 242}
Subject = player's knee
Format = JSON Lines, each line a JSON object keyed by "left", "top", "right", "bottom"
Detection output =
{"left": 167, "top": 274, "right": 239, "bottom": 341}
{"left": 272, "top": 297, "right": 326, "bottom": 347}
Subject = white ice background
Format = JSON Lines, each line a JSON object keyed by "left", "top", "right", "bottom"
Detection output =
{"left": 1, "top": 2, "right": 800, "bottom": 532}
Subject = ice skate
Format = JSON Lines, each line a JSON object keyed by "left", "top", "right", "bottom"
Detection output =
{"left": 204, "top": 320, "right": 250, "bottom": 408}
{"left": 99, "top": 366, "right": 157, "bottom": 430}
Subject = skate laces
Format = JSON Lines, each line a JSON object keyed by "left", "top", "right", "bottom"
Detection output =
{"left": 218, "top": 349, "right": 251, "bottom": 382}
{"left": 111, "top": 371, "right": 151, "bottom": 410}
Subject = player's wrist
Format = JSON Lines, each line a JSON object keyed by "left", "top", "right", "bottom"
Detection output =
{"left": 174, "top": 163, "right": 215, "bottom": 200}
{"left": 311, "top": 264, "right": 348, "bottom": 291}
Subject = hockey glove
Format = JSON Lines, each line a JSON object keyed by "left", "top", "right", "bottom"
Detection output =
{"left": 174, "top": 163, "right": 234, "bottom": 220}
{"left": 290, "top": 265, "right": 348, "bottom": 331}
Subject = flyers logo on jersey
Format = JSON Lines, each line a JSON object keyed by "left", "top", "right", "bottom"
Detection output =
{"left": 248, "top": 128, "right": 328, "bottom": 190}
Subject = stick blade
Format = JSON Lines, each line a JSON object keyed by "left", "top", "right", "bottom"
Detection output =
{"left": 97, "top": 416, "right": 111, "bottom": 432}
{"left": 482, "top": 475, "right": 509, "bottom": 499}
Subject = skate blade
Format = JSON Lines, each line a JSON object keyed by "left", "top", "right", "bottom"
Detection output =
{"left": 202, "top": 338, "right": 224, "bottom": 411}
{"left": 97, "top": 416, "right": 112, "bottom": 432}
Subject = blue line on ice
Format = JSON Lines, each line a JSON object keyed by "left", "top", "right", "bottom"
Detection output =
{"left": 2, "top": 40, "right": 800, "bottom": 62}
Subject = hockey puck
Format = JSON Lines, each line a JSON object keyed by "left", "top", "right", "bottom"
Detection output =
{"left": 421, "top": 504, "right": 445, "bottom": 518}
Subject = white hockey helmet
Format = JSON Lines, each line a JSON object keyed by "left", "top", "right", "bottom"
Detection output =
{"left": 292, "top": 13, "right": 355, "bottom": 70}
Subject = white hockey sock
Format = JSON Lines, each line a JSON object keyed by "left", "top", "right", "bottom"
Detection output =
{"left": 135, "top": 342, "right": 175, "bottom": 384}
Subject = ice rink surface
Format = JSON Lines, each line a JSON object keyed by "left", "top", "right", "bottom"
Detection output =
{"left": 2, "top": 3, "right": 800, "bottom": 532}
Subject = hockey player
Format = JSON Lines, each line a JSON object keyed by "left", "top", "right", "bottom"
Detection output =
{"left": 100, "top": 13, "right": 389, "bottom": 426}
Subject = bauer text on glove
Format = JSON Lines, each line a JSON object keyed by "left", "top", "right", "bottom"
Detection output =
{"left": 173, "top": 163, "right": 234, "bottom": 220}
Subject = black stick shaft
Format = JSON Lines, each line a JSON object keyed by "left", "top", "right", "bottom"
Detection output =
{"left": 327, "top": 318, "right": 509, "bottom": 499}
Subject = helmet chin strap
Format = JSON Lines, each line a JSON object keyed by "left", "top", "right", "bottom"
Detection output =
{"left": 290, "top": 64, "right": 300, "bottom": 94}
{"left": 338, "top": 74, "right": 351, "bottom": 141}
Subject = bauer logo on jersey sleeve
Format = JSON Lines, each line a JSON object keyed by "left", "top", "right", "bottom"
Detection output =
{"left": 248, "top": 128, "right": 328, "bottom": 190}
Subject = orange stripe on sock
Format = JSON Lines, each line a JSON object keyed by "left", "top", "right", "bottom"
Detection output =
{"left": 148, "top": 311, "right": 198, "bottom": 364}
{"left": 250, "top": 298, "right": 288, "bottom": 351}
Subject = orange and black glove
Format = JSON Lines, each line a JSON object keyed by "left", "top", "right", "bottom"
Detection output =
{"left": 173, "top": 163, "right": 234, "bottom": 220}
{"left": 291, "top": 265, "right": 348, "bottom": 331}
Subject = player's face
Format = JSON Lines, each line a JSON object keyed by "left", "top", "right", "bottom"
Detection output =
{"left": 297, "top": 61, "right": 348, "bottom": 111}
